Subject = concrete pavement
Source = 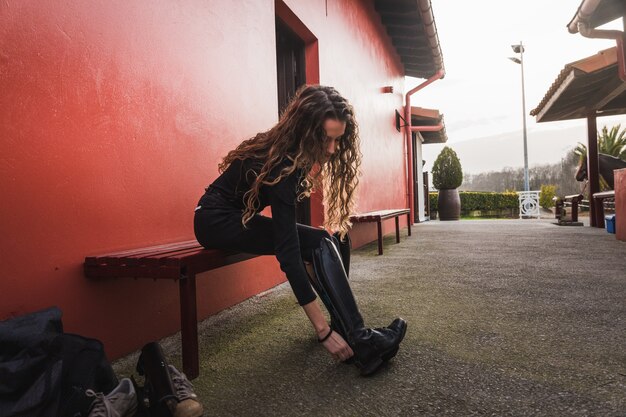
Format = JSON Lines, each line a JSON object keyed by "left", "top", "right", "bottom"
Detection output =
{"left": 113, "top": 218, "right": 626, "bottom": 416}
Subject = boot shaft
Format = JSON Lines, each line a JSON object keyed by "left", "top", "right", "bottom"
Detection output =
{"left": 332, "top": 232, "right": 351, "bottom": 277}
{"left": 312, "top": 238, "right": 364, "bottom": 339}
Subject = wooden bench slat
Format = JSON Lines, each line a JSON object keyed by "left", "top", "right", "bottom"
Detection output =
{"left": 85, "top": 247, "right": 260, "bottom": 282}
{"left": 135, "top": 247, "right": 235, "bottom": 268}
{"left": 100, "top": 243, "right": 204, "bottom": 268}
{"left": 142, "top": 247, "right": 233, "bottom": 268}
{"left": 564, "top": 194, "right": 584, "bottom": 201}
{"left": 84, "top": 264, "right": 181, "bottom": 280}
{"left": 132, "top": 246, "right": 206, "bottom": 267}
{"left": 593, "top": 190, "right": 615, "bottom": 199}
{"left": 88, "top": 239, "right": 199, "bottom": 259}
{"left": 122, "top": 243, "right": 202, "bottom": 260}
{"left": 350, "top": 209, "right": 410, "bottom": 223}
{"left": 85, "top": 240, "right": 200, "bottom": 265}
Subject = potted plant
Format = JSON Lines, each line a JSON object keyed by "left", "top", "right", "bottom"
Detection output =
{"left": 432, "top": 146, "right": 463, "bottom": 220}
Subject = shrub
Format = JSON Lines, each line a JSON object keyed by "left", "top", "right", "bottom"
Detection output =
{"left": 429, "top": 192, "right": 438, "bottom": 211}
{"left": 458, "top": 191, "right": 519, "bottom": 211}
{"left": 430, "top": 191, "right": 518, "bottom": 212}
{"left": 539, "top": 184, "right": 556, "bottom": 209}
{"left": 432, "top": 146, "right": 463, "bottom": 190}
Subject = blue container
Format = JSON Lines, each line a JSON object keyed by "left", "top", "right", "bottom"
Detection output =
{"left": 605, "top": 214, "right": 616, "bottom": 234}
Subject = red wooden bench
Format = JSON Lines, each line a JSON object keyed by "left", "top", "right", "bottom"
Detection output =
{"left": 84, "top": 240, "right": 258, "bottom": 380}
{"left": 350, "top": 209, "right": 411, "bottom": 255}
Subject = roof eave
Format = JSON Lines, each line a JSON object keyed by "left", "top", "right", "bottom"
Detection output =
{"left": 410, "top": 106, "right": 448, "bottom": 144}
{"left": 374, "top": 0, "right": 445, "bottom": 79}
{"left": 568, "top": 0, "right": 626, "bottom": 34}
{"left": 531, "top": 47, "right": 626, "bottom": 123}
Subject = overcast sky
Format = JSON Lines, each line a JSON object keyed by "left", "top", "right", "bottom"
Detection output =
{"left": 408, "top": 0, "right": 626, "bottom": 173}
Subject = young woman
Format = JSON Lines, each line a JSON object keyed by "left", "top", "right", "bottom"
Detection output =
{"left": 194, "top": 85, "right": 406, "bottom": 376}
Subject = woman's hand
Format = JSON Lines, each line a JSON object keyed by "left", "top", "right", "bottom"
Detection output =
{"left": 318, "top": 327, "right": 354, "bottom": 362}
{"left": 301, "top": 300, "right": 354, "bottom": 361}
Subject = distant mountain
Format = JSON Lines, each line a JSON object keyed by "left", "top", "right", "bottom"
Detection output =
{"left": 422, "top": 125, "right": 589, "bottom": 175}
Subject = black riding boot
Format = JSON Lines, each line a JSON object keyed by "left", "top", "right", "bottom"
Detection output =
{"left": 327, "top": 234, "right": 404, "bottom": 362}
{"left": 311, "top": 237, "right": 407, "bottom": 376}
{"left": 329, "top": 233, "right": 351, "bottom": 341}
{"left": 332, "top": 232, "right": 351, "bottom": 277}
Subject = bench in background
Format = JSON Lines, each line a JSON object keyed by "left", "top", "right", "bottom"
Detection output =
{"left": 85, "top": 240, "right": 258, "bottom": 380}
{"left": 554, "top": 194, "right": 584, "bottom": 226}
{"left": 592, "top": 190, "right": 615, "bottom": 228}
{"left": 350, "top": 208, "right": 411, "bottom": 255}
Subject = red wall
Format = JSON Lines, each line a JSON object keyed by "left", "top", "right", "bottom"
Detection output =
{"left": 282, "top": 0, "right": 408, "bottom": 247}
{"left": 1, "top": 0, "right": 407, "bottom": 358}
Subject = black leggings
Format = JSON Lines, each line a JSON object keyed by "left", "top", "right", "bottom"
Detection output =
{"left": 193, "top": 190, "right": 330, "bottom": 263}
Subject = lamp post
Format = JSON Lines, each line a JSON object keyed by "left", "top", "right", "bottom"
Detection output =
{"left": 509, "top": 42, "right": 529, "bottom": 192}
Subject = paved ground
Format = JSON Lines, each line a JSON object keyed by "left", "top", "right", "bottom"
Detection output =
{"left": 113, "top": 218, "right": 626, "bottom": 416}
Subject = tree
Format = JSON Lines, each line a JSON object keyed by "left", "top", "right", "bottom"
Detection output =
{"left": 539, "top": 184, "right": 556, "bottom": 209}
{"left": 574, "top": 124, "right": 626, "bottom": 161}
{"left": 432, "top": 146, "right": 463, "bottom": 190}
{"left": 574, "top": 124, "right": 626, "bottom": 191}
{"left": 461, "top": 148, "right": 581, "bottom": 196}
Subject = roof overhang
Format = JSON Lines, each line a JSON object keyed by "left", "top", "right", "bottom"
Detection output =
{"left": 530, "top": 47, "right": 626, "bottom": 123}
{"left": 568, "top": 0, "right": 626, "bottom": 34}
{"left": 410, "top": 107, "right": 447, "bottom": 144}
{"left": 373, "top": 0, "right": 445, "bottom": 79}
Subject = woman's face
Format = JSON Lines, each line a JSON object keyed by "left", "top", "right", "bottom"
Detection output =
{"left": 322, "top": 118, "right": 346, "bottom": 162}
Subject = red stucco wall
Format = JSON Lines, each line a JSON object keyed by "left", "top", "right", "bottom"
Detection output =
{"left": 1, "top": 0, "right": 407, "bottom": 359}
{"left": 282, "top": 0, "right": 408, "bottom": 248}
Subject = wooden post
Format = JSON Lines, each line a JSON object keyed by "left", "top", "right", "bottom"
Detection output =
{"left": 377, "top": 219, "right": 383, "bottom": 255}
{"left": 587, "top": 114, "right": 601, "bottom": 227}
{"left": 423, "top": 172, "right": 430, "bottom": 219}
{"left": 180, "top": 274, "right": 199, "bottom": 379}
{"left": 407, "top": 212, "right": 412, "bottom": 236}
{"left": 616, "top": 168, "right": 626, "bottom": 241}
{"left": 395, "top": 216, "right": 400, "bottom": 243}
{"left": 593, "top": 194, "right": 604, "bottom": 228}
{"left": 571, "top": 199, "right": 579, "bottom": 222}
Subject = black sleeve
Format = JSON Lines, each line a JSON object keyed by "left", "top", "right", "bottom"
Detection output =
{"left": 267, "top": 171, "right": 317, "bottom": 306}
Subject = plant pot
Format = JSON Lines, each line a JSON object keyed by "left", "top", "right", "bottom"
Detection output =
{"left": 437, "top": 188, "right": 461, "bottom": 220}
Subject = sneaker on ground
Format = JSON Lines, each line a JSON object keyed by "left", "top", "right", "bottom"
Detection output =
{"left": 168, "top": 365, "right": 204, "bottom": 417}
{"left": 86, "top": 378, "right": 138, "bottom": 417}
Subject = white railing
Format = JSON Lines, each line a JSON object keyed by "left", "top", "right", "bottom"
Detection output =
{"left": 517, "top": 191, "right": 541, "bottom": 219}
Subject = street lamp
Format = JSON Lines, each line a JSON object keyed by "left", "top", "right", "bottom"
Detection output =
{"left": 509, "top": 41, "right": 529, "bottom": 192}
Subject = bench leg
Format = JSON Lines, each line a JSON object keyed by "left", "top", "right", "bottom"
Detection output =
{"left": 377, "top": 219, "right": 383, "bottom": 255}
{"left": 395, "top": 216, "right": 400, "bottom": 243}
{"left": 407, "top": 213, "right": 412, "bottom": 236}
{"left": 180, "top": 274, "right": 199, "bottom": 380}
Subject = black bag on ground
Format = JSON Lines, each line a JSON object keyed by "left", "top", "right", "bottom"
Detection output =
{"left": 55, "top": 333, "right": 119, "bottom": 416}
{"left": 135, "top": 342, "right": 177, "bottom": 417}
{"left": 0, "top": 306, "right": 118, "bottom": 417}
{"left": 0, "top": 306, "right": 64, "bottom": 416}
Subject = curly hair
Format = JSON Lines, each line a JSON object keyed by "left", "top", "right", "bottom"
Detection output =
{"left": 219, "top": 84, "right": 361, "bottom": 239}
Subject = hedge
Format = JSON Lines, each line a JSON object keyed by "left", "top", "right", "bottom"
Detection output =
{"left": 429, "top": 191, "right": 519, "bottom": 212}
